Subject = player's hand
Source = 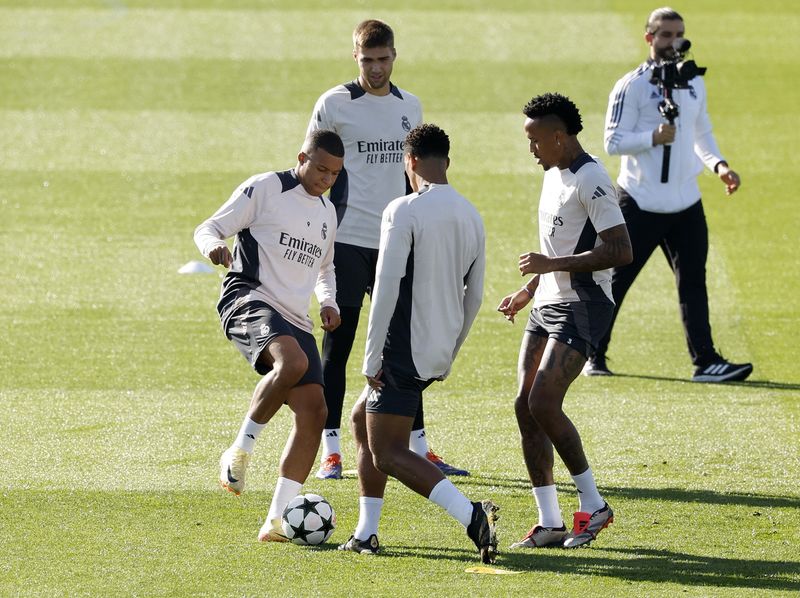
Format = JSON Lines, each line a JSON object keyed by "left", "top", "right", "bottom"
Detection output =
{"left": 319, "top": 306, "right": 340, "bottom": 332}
{"left": 365, "top": 370, "right": 384, "bottom": 390}
{"left": 519, "top": 252, "right": 552, "bottom": 275}
{"left": 717, "top": 165, "right": 741, "bottom": 195}
{"left": 497, "top": 289, "right": 532, "bottom": 324}
{"left": 208, "top": 245, "right": 233, "bottom": 268}
{"left": 653, "top": 123, "right": 676, "bottom": 145}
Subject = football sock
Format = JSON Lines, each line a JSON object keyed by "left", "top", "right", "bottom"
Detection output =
{"left": 409, "top": 428, "right": 429, "bottom": 456}
{"left": 428, "top": 479, "right": 473, "bottom": 528}
{"left": 233, "top": 417, "right": 266, "bottom": 454}
{"left": 266, "top": 477, "right": 303, "bottom": 523}
{"left": 571, "top": 467, "right": 605, "bottom": 513}
{"left": 532, "top": 484, "right": 563, "bottom": 528}
{"left": 353, "top": 496, "right": 384, "bottom": 540}
{"left": 321, "top": 428, "right": 341, "bottom": 459}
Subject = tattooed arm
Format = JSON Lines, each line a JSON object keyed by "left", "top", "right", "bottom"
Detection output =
{"left": 518, "top": 223, "right": 632, "bottom": 275}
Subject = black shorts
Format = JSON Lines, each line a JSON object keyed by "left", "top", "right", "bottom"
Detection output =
{"left": 525, "top": 301, "right": 614, "bottom": 359}
{"left": 333, "top": 242, "right": 379, "bottom": 308}
{"left": 364, "top": 365, "right": 434, "bottom": 418}
{"left": 219, "top": 298, "right": 323, "bottom": 386}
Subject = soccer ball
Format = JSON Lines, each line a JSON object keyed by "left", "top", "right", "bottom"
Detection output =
{"left": 281, "top": 493, "right": 336, "bottom": 545}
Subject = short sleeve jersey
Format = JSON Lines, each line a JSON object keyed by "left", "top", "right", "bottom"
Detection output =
{"left": 534, "top": 153, "right": 626, "bottom": 306}
{"left": 307, "top": 81, "right": 423, "bottom": 249}
{"left": 194, "top": 170, "right": 338, "bottom": 332}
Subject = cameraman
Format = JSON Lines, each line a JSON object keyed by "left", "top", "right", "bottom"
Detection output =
{"left": 585, "top": 7, "right": 752, "bottom": 382}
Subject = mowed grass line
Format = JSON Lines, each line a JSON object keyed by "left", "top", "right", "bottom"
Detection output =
{"left": 1, "top": 0, "right": 799, "bottom": 596}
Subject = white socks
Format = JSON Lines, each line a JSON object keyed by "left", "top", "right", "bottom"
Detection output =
{"left": 409, "top": 428, "right": 429, "bottom": 456}
{"left": 321, "top": 428, "right": 341, "bottom": 458}
{"left": 233, "top": 417, "right": 266, "bottom": 454}
{"left": 428, "top": 479, "right": 473, "bottom": 528}
{"left": 353, "top": 496, "right": 384, "bottom": 540}
{"left": 571, "top": 467, "right": 605, "bottom": 514}
{"left": 532, "top": 485, "right": 563, "bottom": 528}
{"left": 266, "top": 477, "right": 302, "bottom": 523}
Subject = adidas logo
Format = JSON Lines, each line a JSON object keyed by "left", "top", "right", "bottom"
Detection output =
{"left": 246, "top": 434, "right": 255, "bottom": 439}
{"left": 242, "top": 186, "right": 255, "bottom": 198}
{"left": 325, "top": 430, "right": 339, "bottom": 438}
{"left": 591, "top": 186, "right": 608, "bottom": 200}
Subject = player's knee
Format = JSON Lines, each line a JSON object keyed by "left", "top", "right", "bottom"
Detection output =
{"left": 514, "top": 392, "right": 532, "bottom": 422}
{"left": 529, "top": 395, "right": 559, "bottom": 426}
{"left": 275, "top": 352, "right": 309, "bottom": 386}
{"left": 369, "top": 443, "right": 399, "bottom": 476}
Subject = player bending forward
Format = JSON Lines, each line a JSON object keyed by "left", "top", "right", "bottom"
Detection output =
{"left": 194, "top": 130, "right": 343, "bottom": 541}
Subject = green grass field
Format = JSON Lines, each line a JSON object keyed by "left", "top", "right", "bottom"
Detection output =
{"left": 2, "top": 1, "right": 799, "bottom": 596}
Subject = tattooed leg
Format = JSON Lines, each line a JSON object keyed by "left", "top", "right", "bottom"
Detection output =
{"left": 528, "top": 338, "right": 590, "bottom": 476}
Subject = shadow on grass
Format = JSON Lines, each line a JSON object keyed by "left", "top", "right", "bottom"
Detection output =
{"left": 455, "top": 477, "right": 800, "bottom": 509}
{"left": 597, "top": 485, "right": 800, "bottom": 509}
{"left": 500, "top": 547, "right": 800, "bottom": 592}
{"left": 613, "top": 373, "right": 800, "bottom": 391}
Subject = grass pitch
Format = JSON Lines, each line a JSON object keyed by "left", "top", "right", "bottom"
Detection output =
{"left": 1, "top": 1, "right": 799, "bottom": 596}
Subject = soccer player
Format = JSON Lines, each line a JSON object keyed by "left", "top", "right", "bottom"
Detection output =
{"left": 194, "top": 130, "right": 344, "bottom": 542}
{"left": 497, "top": 94, "right": 632, "bottom": 549}
{"left": 584, "top": 7, "right": 752, "bottom": 382}
{"left": 307, "top": 19, "right": 468, "bottom": 479}
{"left": 337, "top": 124, "right": 497, "bottom": 562}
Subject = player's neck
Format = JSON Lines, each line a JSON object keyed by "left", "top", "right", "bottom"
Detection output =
{"left": 557, "top": 140, "right": 585, "bottom": 170}
{"left": 358, "top": 76, "right": 391, "bottom": 97}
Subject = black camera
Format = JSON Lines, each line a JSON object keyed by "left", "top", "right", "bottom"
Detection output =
{"left": 649, "top": 38, "right": 707, "bottom": 183}
{"left": 649, "top": 38, "right": 707, "bottom": 89}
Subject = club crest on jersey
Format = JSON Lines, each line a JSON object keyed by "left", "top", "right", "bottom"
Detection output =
{"left": 401, "top": 116, "right": 411, "bottom": 132}
{"left": 321, "top": 222, "right": 328, "bottom": 240}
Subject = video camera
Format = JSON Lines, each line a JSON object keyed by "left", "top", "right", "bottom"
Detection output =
{"left": 649, "top": 38, "right": 706, "bottom": 89}
{"left": 649, "top": 38, "right": 707, "bottom": 183}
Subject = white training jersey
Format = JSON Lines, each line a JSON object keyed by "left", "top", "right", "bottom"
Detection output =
{"left": 534, "top": 153, "right": 626, "bottom": 306}
{"left": 194, "top": 169, "right": 338, "bottom": 333}
{"left": 604, "top": 61, "right": 724, "bottom": 213}
{"left": 307, "top": 80, "right": 423, "bottom": 249}
{"left": 363, "top": 183, "right": 485, "bottom": 380}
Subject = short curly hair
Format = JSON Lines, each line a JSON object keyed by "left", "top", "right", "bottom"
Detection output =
{"left": 404, "top": 123, "right": 450, "bottom": 159}
{"left": 522, "top": 93, "right": 583, "bottom": 136}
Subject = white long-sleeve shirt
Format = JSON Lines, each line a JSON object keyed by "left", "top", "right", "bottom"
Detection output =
{"left": 604, "top": 61, "right": 724, "bottom": 213}
{"left": 194, "top": 169, "right": 338, "bottom": 333}
{"left": 363, "top": 184, "right": 485, "bottom": 380}
{"left": 307, "top": 80, "right": 423, "bottom": 249}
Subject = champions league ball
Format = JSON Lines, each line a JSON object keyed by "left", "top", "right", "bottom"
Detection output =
{"left": 281, "top": 494, "right": 336, "bottom": 545}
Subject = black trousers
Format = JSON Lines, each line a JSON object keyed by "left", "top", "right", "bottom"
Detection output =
{"left": 596, "top": 190, "right": 718, "bottom": 367}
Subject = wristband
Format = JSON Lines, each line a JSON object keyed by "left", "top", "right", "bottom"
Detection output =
{"left": 521, "top": 285, "right": 534, "bottom": 298}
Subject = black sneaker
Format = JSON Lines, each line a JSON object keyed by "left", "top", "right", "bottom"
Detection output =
{"left": 583, "top": 354, "right": 613, "bottom": 376}
{"left": 466, "top": 500, "right": 499, "bottom": 564}
{"left": 337, "top": 534, "right": 379, "bottom": 555}
{"left": 692, "top": 359, "right": 753, "bottom": 383}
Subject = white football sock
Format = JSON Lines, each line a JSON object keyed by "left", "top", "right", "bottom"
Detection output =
{"left": 266, "top": 477, "right": 303, "bottom": 523}
{"left": 409, "top": 428, "right": 429, "bottom": 456}
{"left": 571, "top": 467, "right": 605, "bottom": 514}
{"left": 428, "top": 479, "right": 473, "bottom": 528}
{"left": 233, "top": 417, "right": 266, "bottom": 454}
{"left": 532, "top": 484, "right": 563, "bottom": 528}
{"left": 353, "top": 496, "right": 384, "bottom": 540}
{"left": 321, "top": 428, "right": 341, "bottom": 458}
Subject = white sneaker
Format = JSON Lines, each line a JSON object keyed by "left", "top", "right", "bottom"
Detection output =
{"left": 509, "top": 524, "right": 568, "bottom": 549}
{"left": 219, "top": 446, "right": 250, "bottom": 496}
{"left": 258, "top": 518, "right": 289, "bottom": 543}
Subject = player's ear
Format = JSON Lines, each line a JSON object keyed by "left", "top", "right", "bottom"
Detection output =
{"left": 645, "top": 31, "right": 655, "bottom": 46}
